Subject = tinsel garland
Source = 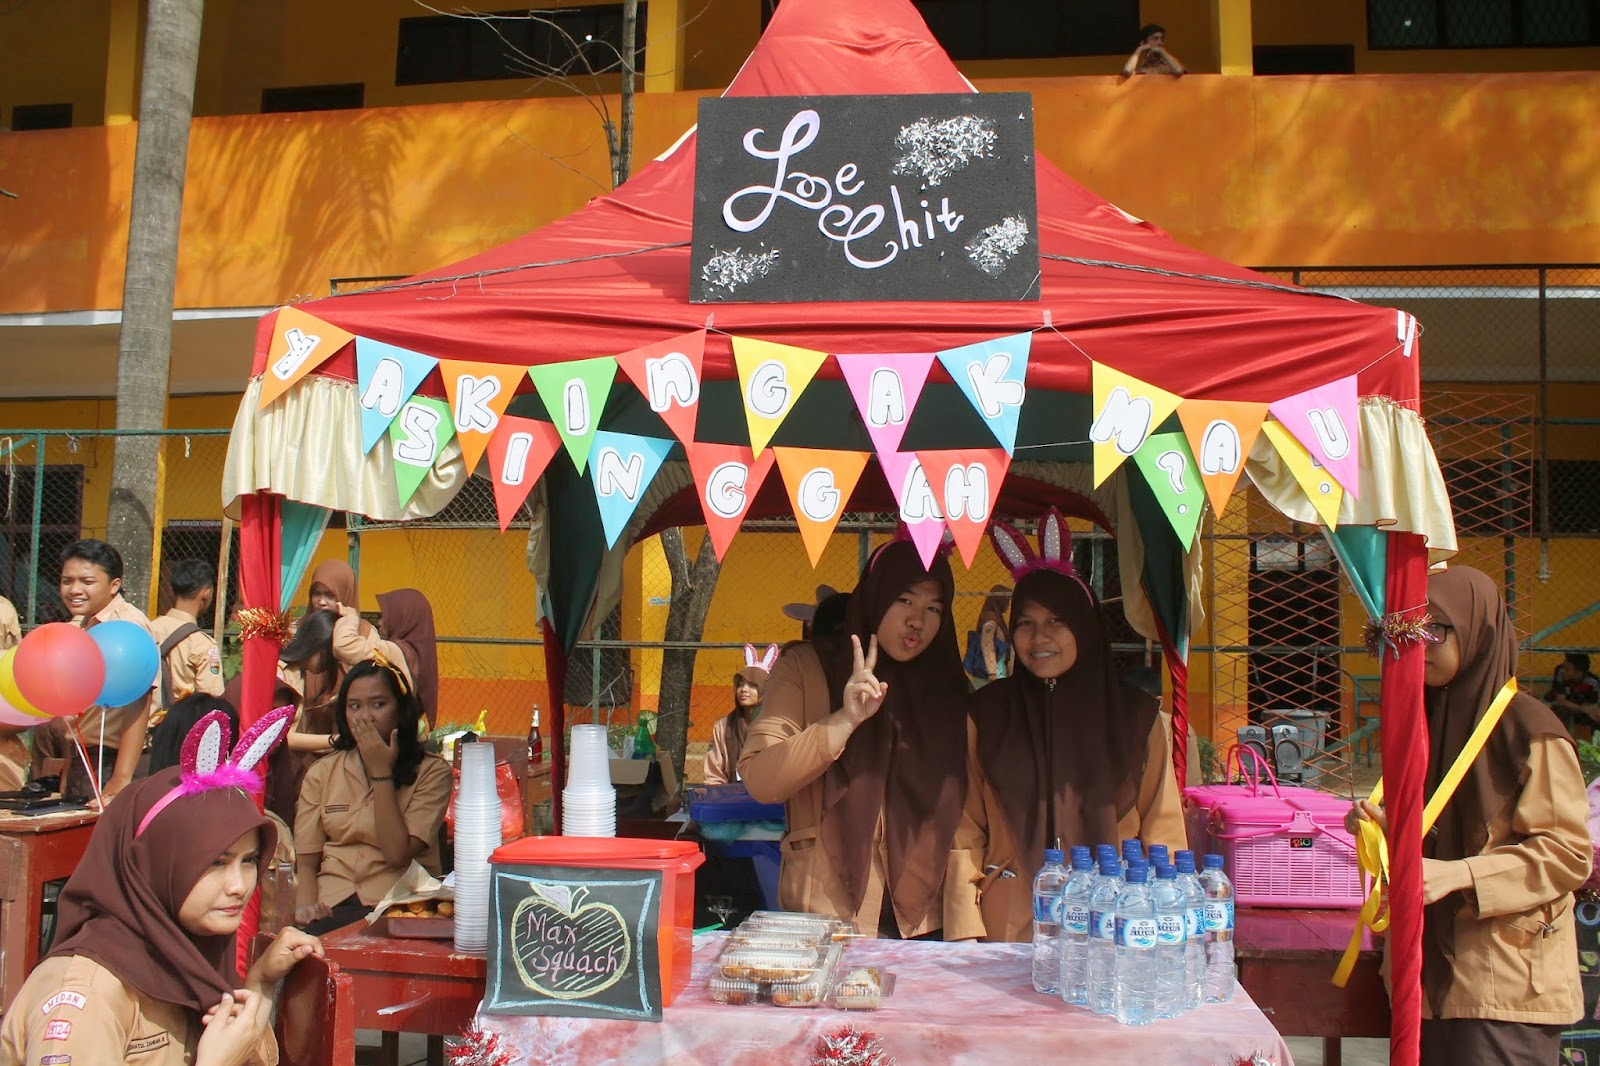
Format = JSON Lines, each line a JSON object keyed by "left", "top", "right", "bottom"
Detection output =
{"left": 234, "top": 607, "right": 293, "bottom": 645}
{"left": 1363, "top": 610, "right": 1439, "bottom": 660}
{"left": 810, "top": 1026, "right": 895, "bottom": 1066}
{"left": 447, "top": 1023, "right": 513, "bottom": 1066}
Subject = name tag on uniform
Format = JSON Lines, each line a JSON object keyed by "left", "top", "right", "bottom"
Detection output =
{"left": 326, "top": 804, "right": 350, "bottom": 814}
{"left": 127, "top": 1032, "right": 171, "bottom": 1056}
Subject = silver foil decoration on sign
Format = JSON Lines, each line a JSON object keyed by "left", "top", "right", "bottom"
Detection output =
{"left": 699, "top": 246, "right": 781, "bottom": 296}
{"left": 892, "top": 115, "right": 998, "bottom": 188}
{"left": 964, "top": 215, "right": 1029, "bottom": 276}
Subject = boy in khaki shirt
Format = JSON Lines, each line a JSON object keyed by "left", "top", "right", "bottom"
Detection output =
{"left": 149, "top": 559, "right": 225, "bottom": 708}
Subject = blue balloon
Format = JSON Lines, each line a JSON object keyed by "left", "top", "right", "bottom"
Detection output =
{"left": 90, "top": 620, "right": 161, "bottom": 707}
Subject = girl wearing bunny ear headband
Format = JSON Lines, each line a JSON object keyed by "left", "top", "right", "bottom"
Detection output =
{"left": 962, "top": 510, "right": 1187, "bottom": 942}
{"left": 705, "top": 643, "right": 780, "bottom": 785}
{"left": 1, "top": 706, "right": 326, "bottom": 1066}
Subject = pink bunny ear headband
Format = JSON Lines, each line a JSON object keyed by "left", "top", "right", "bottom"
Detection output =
{"left": 988, "top": 509, "right": 1092, "bottom": 594}
{"left": 135, "top": 704, "right": 295, "bottom": 837}
{"left": 742, "top": 643, "right": 780, "bottom": 672}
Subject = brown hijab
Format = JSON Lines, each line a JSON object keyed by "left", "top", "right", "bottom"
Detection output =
{"left": 815, "top": 540, "right": 968, "bottom": 928}
{"left": 378, "top": 589, "right": 439, "bottom": 727}
{"left": 1422, "top": 565, "right": 1572, "bottom": 1011}
{"left": 48, "top": 768, "right": 274, "bottom": 1014}
{"left": 725, "top": 663, "right": 770, "bottom": 758}
{"left": 300, "top": 560, "right": 369, "bottom": 717}
{"left": 971, "top": 569, "right": 1160, "bottom": 864}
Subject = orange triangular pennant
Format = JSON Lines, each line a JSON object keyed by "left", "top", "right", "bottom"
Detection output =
{"left": 257, "top": 306, "right": 355, "bottom": 408}
{"left": 485, "top": 416, "right": 563, "bottom": 531}
{"left": 914, "top": 449, "right": 1011, "bottom": 568}
{"left": 441, "top": 361, "right": 525, "bottom": 474}
{"left": 772, "top": 448, "right": 872, "bottom": 567}
{"left": 1176, "top": 399, "right": 1268, "bottom": 517}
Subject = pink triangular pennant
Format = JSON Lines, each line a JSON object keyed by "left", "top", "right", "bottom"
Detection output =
{"left": 614, "top": 329, "right": 706, "bottom": 447}
{"left": 916, "top": 449, "right": 1011, "bottom": 568}
{"left": 1268, "top": 375, "right": 1360, "bottom": 500}
{"left": 485, "top": 416, "right": 563, "bottom": 531}
{"left": 836, "top": 353, "right": 936, "bottom": 458}
{"left": 879, "top": 450, "right": 947, "bottom": 569}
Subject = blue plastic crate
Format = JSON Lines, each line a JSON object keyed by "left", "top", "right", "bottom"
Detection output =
{"left": 687, "top": 783, "right": 785, "bottom": 824}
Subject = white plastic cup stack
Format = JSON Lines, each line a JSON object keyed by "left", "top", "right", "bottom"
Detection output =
{"left": 452, "top": 742, "right": 503, "bottom": 953}
{"left": 562, "top": 724, "right": 617, "bottom": 837}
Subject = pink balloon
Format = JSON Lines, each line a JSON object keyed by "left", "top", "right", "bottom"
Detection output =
{"left": 14, "top": 622, "right": 107, "bottom": 718}
{"left": 0, "top": 697, "right": 47, "bottom": 728}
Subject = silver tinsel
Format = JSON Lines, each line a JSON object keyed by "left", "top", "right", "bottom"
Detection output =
{"left": 891, "top": 115, "right": 997, "bottom": 188}
{"left": 700, "top": 246, "right": 780, "bottom": 296}
{"left": 964, "top": 215, "right": 1029, "bottom": 276}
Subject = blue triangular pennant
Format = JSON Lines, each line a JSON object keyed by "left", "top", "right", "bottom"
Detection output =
{"left": 355, "top": 337, "right": 439, "bottom": 454}
{"left": 936, "top": 332, "right": 1031, "bottom": 455}
{"left": 588, "top": 430, "right": 675, "bottom": 548}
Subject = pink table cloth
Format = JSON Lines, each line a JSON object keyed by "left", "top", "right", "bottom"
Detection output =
{"left": 476, "top": 934, "right": 1295, "bottom": 1065}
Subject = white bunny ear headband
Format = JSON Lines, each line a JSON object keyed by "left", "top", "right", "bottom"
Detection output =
{"left": 988, "top": 508, "right": 1084, "bottom": 586}
{"left": 742, "top": 643, "right": 780, "bottom": 672}
{"left": 135, "top": 704, "right": 295, "bottom": 837}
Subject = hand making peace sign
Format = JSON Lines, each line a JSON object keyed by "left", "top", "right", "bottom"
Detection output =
{"left": 842, "top": 634, "right": 888, "bottom": 727}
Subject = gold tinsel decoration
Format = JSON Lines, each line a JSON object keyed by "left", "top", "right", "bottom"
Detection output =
{"left": 235, "top": 607, "right": 293, "bottom": 645}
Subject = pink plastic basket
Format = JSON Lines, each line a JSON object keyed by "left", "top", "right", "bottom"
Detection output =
{"left": 1183, "top": 745, "right": 1364, "bottom": 909}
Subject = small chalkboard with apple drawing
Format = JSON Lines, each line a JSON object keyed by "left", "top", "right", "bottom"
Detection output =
{"left": 485, "top": 867, "right": 664, "bottom": 1021}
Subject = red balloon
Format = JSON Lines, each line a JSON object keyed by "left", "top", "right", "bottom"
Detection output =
{"left": 14, "top": 622, "right": 108, "bottom": 718}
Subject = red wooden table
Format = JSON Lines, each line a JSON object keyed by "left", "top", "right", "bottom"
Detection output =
{"left": 318, "top": 920, "right": 487, "bottom": 1066}
{"left": 1234, "top": 907, "right": 1390, "bottom": 1066}
{"left": 0, "top": 807, "right": 97, "bottom": 1011}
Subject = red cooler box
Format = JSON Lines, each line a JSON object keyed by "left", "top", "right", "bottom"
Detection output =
{"left": 488, "top": 836, "right": 705, "bottom": 1008}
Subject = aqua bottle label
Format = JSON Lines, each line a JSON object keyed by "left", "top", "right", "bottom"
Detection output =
{"left": 1063, "top": 905, "right": 1091, "bottom": 936}
{"left": 1115, "top": 916, "right": 1159, "bottom": 950}
{"left": 1156, "top": 913, "right": 1185, "bottom": 945}
{"left": 1186, "top": 905, "right": 1204, "bottom": 938}
{"left": 1091, "top": 909, "right": 1115, "bottom": 941}
{"left": 1203, "top": 901, "right": 1235, "bottom": 932}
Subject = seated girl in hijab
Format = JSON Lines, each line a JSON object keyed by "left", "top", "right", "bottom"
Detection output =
{"left": 964, "top": 512, "right": 1186, "bottom": 941}
{"left": 705, "top": 644, "right": 778, "bottom": 785}
{"left": 1351, "top": 566, "right": 1587, "bottom": 1065}
{"left": 331, "top": 588, "right": 439, "bottom": 728}
{"left": 293, "top": 658, "right": 451, "bottom": 936}
{"left": 0, "top": 706, "right": 321, "bottom": 1066}
{"left": 739, "top": 537, "right": 986, "bottom": 941}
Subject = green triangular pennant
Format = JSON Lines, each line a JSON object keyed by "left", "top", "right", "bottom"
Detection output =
{"left": 1130, "top": 431, "right": 1205, "bottom": 551}
{"left": 526, "top": 357, "right": 618, "bottom": 475}
{"left": 387, "top": 394, "right": 456, "bottom": 506}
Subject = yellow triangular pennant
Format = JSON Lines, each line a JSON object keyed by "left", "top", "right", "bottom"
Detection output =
{"left": 1261, "top": 419, "right": 1344, "bottom": 528}
{"left": 731, "top": 337, "right": 829, "bottom": 456}
{"left": 1090, "top": 362, "right": 1183, "bottom": 487}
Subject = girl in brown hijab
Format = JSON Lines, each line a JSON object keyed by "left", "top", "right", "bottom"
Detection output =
{"left": 739, "top": 538, "right": 985, "bottom": 940}
{"left": 332, "top": 588, "right": 439, "bottom": 727}
{"left": 0, "top": 711, "right": 322, "bottom": 1065}
{"left": 1356, "top": 565, "right": 1587, "bottom": 1065}
{"left": 705, "top": 643, "right": 778, "bottom": 785}
{"left": 964, "top": 513, "right": 1185, "bottom": 942}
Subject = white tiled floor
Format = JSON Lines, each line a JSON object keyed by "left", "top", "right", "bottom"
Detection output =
{"left": 1285, "top": 1036, "right": 1391, "bottom": 1064}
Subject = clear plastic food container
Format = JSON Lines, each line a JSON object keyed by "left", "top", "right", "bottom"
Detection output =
{"left": 707, "top": 974, "right": 761, "bottom": 1005}
{"left": 830, "top": 966, "right": 895, "bottom": 1011}
{"left": 715, "top": 945, "right": 823, "bottom": 983}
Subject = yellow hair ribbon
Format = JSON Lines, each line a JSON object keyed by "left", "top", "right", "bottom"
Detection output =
{"left": 367, "top": 649, "right": 411, "bottom": 696}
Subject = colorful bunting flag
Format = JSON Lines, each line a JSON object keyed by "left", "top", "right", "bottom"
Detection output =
{"left": 731, "top": 337, "right": 828, "bottom": 456}
{"left": 772, "top": 448, "right": 872, "bottom": 567}
{"left": 526, "top": 357, "right": 618, "bottom": 475}
{"left": 588, "top": 430, "right": 675, "bottom": 549}
{"left": 1130, "top": 432, "right": 1205, "bottom": 550}
{"left": 936, "top": 333, "right": 1031, "bottom": 455}
{"left": 1176, "top": 399, "right": 1268, "bottom": 518}
{"left": 879, "top": 451, "right": 947, "bottom": 569}
{"left": 916, "top": 449, "right": 1011, "bottom": 567}
{"left": 1268, "top": 375, "right": 1361, "bottom": 500}
{"left": 614, "top": 330, "right": 706, "bottom": 447}
{"left": 1261, "top": 420, "right": 1344, "bottom": 529}
{"left": 485, "top": 416, "right": 563, "bottom": 531}
{"left": 258, "top": 306, "right": 355, "bottom": 409}
{"left": 387, "top": 395, "right": 456, "bottom": 507}
{"left": 441, "top": 361, "right": 524, "bottom": 475}
{"left": 1090, "top": 362, "right": 1184, "bottom": 487}
{"left": 836, "top": 353, "right": 936, "bottom": 459}
{"left": 355, "top": 338, "right": 439, "bottom": 454}
{"left": 684, "top": 441, "right": 777, "bottom": 560}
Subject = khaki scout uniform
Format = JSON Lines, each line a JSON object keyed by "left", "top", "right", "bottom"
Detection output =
{"left": 0, "top": 954, "right": 279, "bottom": 1065}
{"left": 149, "top": 608, "right": 225, "bottom": 703}
{"left": 294, "top": 749, "right": 451, "bottom": 907}
{"left": 0, "top": 595, "right": 21, "bottom": 650}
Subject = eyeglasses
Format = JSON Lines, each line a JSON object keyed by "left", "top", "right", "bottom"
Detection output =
{"left": 1424, "top": 622, "right": 1454, "bottom": 640}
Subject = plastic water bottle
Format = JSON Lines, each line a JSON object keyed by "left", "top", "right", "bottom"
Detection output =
{"left": 1120, "top": 838, "right": 1143, "bottom": 875}
{"left": 1175, "top": 851, "right": 1207, "bottom": 1011}
{"left": 1087, "top": 857, "right": 1122, "bottom": 1015}
{"left": 1147, "top": 843, "right": 1170, "bottom": 868}
{"left": 1114, "top": 860, "right": 1158, "bottom": 1026}
{"left": 1031, "top": 848, "right": 1069, "bottom": 994}
{"left": 1200, "top": 853, "right": 1236, "bottom": 1002}
{"left": 1150, "top": 863, "right": 1187, "bottom": 1018}
{"left": 1058, "top": 846, "right": 1096, "bottom": 1006}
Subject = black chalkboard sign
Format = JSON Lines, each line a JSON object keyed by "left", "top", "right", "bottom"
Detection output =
{"left": 485, "top": 865, "right": 665, "bottom": 1022}
{"left": 691, "top": 92, "right": 1039, "bottom": 303}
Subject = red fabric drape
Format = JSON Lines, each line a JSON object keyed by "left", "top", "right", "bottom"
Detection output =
{"left": 236, "top": 492, "right": 283, "bottom": 973}
{"left": 1163, "top": 645, "right": 1189, "bottom": 788}
{"left": 541, "top": 619, "right": 568, "bottom": 834}
{"left": 1381, "top": 533, "right": 1429, "bottom": 1066}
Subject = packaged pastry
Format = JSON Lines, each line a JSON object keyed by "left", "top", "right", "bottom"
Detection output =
{"left": 707, "top": 975, "right": 761, "bottom": 1005}
{"left": 769, "top": 971, "right": 829, "bottom": 1008}
{"left": 716, "top": 946, "right": 821, "bottom": 983}
{"left": 723, "top": 929, "right": 829, "bottom": 952}
{"left": 831, "top": 966, "right": 892, "bottom": 1010}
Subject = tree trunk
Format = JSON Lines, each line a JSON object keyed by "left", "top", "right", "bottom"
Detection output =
{"left": 106, "top": 0, "right": 205, "bottom": 611}
{"left": 656, "top": 528, "right": 721, "bottom": 787}
{"left": 614, "top": 0, "right": 637, "bottom": 188}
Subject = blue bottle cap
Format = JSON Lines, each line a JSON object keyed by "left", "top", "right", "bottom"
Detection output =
{"left": 1175, "top": 849, "right": 1195, "bottom": 864}
{"left": 1070, "top": 845, "right": 1094, "bottom": 869}
{"left": 1096, "top": 844, "right": 1118, "bottom": 859}
{"left": 1155, "top": 863, "right": 1177, "bottom": 879}
{"left": 1203, "top": 853, "right": 1226, "bottom": 870}
{"left": 1175, "top": 853, "right": 1197, "bottom": 874}
{"left": 1121, "top": 838, "right": 1142, "bottom": 855}
{"left": 1044, "top": 848, "right": 1064, "bottom": 865}
{"left": 1148, "top": 844, "right": 1170, "bottom": 865}
{"left": 1099, "top": 858, "right": 1121, "bottom": 877}
{"left": 1124, "top": 862, "right": 1150, "bottom": 884}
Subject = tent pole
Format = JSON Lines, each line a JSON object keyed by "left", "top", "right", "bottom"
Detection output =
{"left": 541, "top": 619, "right": 569, "bottom": 834}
